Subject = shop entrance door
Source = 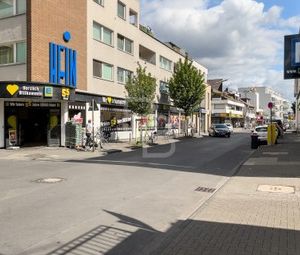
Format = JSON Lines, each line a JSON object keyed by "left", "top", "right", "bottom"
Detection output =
{"left": 5, "top": 107, "right": 50, "bottom": 147}
{"left": 19, "top": 108, "right": 49, "bottom": 146}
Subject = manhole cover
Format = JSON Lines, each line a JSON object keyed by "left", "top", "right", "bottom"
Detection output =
{"left": 257, "top": 185, "right": 295, "bottom": 194}
{"left": 34, "top": 177, "right": 65, "bottom": 184}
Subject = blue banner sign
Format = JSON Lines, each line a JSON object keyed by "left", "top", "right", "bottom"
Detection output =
{"left": 49, "top": 32, "right": 77, "bottom": 88}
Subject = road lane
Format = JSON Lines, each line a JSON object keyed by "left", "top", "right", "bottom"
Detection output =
{"left": 0, "top": 132, "right": 253, "bottom": 255}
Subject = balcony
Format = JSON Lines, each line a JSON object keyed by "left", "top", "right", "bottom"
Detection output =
{"left": 139, "top": 45, "right": 156, "bottom": 65}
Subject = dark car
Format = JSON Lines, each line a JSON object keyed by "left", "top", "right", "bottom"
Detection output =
{"left": 209, "top": 124, "right": 231, "bottom": 138}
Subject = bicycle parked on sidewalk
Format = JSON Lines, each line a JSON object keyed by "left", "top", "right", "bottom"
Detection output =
{"left": 144, "top": 131, "right": 158, "bottom": 145}
{"left": 98, "top": 129, "right": 111, "bottom": 149}
{"left": 164, "top": 128, "right": 176, "bottom": 139}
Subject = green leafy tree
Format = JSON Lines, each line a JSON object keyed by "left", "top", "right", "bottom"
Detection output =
{"left": 125, "top": 64, "right": 156, "bottom": 115}
{"left": 169, "top": 57, "right": 206, "bottom": 135}
{"left": 125, "top": 64, "right": 156, "bottom": 143}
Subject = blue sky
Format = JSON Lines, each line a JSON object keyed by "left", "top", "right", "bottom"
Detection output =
{"left": 258, "top": 0, "right": 300, "bottom": 19}
{"left": 140, "top": 0, "right": 300, "bottom": 101}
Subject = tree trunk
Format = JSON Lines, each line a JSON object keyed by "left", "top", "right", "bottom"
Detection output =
{"left": 185, "top": 115, "right": 189, "bottom": 136}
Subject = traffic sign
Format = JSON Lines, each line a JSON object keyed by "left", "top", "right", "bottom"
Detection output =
{"left": 268, "top": 102, "right": 274, "bottom": 109}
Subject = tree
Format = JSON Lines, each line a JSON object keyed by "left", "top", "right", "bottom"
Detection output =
{"left": 125, "top": 64, "right": 156, "bottom": 142}
{"left": 169, "top": 57, "right": 206, "bottom": 135}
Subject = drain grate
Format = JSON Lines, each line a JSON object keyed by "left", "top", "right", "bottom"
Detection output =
{"left": 195, "top": 186, "right": 216, "bottom": 193}
{"left": 33, "top": 177, "right": 65, "bottom": 184}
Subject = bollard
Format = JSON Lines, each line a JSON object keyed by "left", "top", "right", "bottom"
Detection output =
{"left": 251, "top": 133, "right": 259, "bottom": 149}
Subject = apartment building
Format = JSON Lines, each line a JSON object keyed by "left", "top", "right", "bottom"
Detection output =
{"left": 238, "top": 87, "right": 291, "bottom": 122}
{"left": 0, "top": 0, "right": 210, "bottom": 148}
{"left": 209, "top": 79, "right": 248, "bottom": 127}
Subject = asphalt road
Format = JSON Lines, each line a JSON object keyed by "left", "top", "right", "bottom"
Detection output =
{"left": 0, "top": 132, "right": 253, "bottom": 255}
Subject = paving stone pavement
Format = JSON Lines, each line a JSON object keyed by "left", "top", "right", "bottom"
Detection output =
{"left": 151, "top": 133, "right": 300, "bottom": 255}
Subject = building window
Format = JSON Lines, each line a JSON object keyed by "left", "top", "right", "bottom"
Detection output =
{"left": 93, "top": 21, "right": 113, "bottom": 46}
{"left": 0, "top": 0, "right": 26, "bottom": 18}
{"left": 117, "top": 34, "right": 133, "bottom": 54}
{"left": 16, "top": 0, "right": 26, "bottom": 14}
{"left": 93, "top": 60, "right": 113, "bottom": 81}
{"left": 129, "top": 9, "right": 138, "bottom": 26}
{"left": 117, "top": 67, "right": 132, "bottom": 84}
{"left": 160, "top": 81, "right": 169, "bottom": 94}
{"left": 16, "top": 41, "right": 26, "bottom": 63}
{"left": 117, "top": 1, "right": 126, "bottom": 20}
{"left": 0, "top": 44, "right": 13, "bottom": 64}
{"left": 0, "top": 41, "right": 26, "bottom": 65}
{"left": 93, "top": 0, "right": 104, "bottom": 6}
{"left": 160, "top": 56, "right": 172, "bottom": 72}
{"left": 0, "top": 0, "right": 14, "bottom": 18}
{"left": 214, "top": 104, "right": 225, "bottom": 109}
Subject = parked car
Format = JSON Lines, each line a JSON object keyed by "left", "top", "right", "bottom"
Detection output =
{"left": 209, "top": 124, "right": 231, "bottom": 138}
{"left": 224, "top": 123, "right": 233, "bottom": 133}
{"left": 252, "top": 125, "right": 278, "bottom": 145}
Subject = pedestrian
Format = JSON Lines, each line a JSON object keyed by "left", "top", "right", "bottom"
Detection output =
{"left": 85, "top": 119, "right": 92, "bottom": 147}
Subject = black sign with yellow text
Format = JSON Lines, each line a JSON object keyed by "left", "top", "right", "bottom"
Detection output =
{"left": 0, "top": 82, "right": 75, "bottom": 101}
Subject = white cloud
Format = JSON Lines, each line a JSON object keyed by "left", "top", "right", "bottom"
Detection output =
{"left": 140, "top": 0, "right": 299, "bottom": 101}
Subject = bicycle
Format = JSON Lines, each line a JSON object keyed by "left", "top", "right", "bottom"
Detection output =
{"left": 164, "top": 128, "right": 176, "bottom": 139}
{"left": 96, "top": 129, "right": 111, "bottom": 149}
{"left": 83, "top": 134, "right": 99, "bottom": 151}
{"left": 144, "top": 131, "right": 157, "bottom": 145}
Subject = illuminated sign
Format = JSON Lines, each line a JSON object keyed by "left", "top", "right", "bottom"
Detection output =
{"left": 6, "top": 84, "right": 19, "bottom": 96}
{"left": 18, "top": 86, "right": 42, "bottom": 97}
{"left": 62, "top": 88, "right": 71, "bottom": 100}
{"left": 284, "top": 34, "right": 300, "bottom": 79}
{"left": 49, "top": 31, "right": 77, "bottom": 88}
{"left": 44, "top": 86, "right": 53, "bottom": 98}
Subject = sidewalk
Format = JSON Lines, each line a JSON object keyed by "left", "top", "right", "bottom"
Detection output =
{"left": 0, "top": 136, "right": 181, "bottom": 162}
{"left": 152, "top": 132, "right": 300, "bottom": 255}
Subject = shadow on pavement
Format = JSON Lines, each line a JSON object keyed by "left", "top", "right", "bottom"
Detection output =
{"left": 66, "top": 133, "right": 300, "bottom": 179}
{"left": 43, "top": 210, "right": 300, "bottom": 255}
{"left": 66, "top": 134, "right": 253, "bottom": 177}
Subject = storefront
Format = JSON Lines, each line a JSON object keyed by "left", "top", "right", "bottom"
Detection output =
{"left": 212, "top": 113, "right": 243, "bottom": 127}
{"left": 100, "top": 96, "right": 132, "bottom": 140}
{"left": 156, "top": 104, "right": 183, "bottom": 134}
{"left": 68, "top": 101, "right": 86, "bottom": 126}
{"left": 0, "top": 81, "right": 75, "bottom": 148}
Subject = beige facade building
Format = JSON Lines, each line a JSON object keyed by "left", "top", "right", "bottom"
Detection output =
{"left": 0, "top": 0, "right": 210, "bottom": 148}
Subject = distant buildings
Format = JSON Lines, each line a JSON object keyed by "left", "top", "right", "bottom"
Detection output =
{"left": 238, "top": 87, "right": 291, "bottom": 123}
{"left": 209, "top": 80, "right": 292, "bottom": 127}
{"left": 208, "top": 79, "right": 255, "bottom": 127}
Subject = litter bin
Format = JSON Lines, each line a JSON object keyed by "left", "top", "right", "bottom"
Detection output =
{"left": 251, "top": 133, "right": 259, "bottom": 149}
